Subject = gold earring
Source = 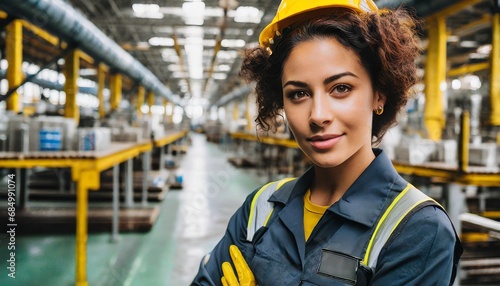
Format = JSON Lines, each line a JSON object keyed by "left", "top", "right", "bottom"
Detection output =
{"left": 375, "top": 106, "right": 384, "bottom": 115}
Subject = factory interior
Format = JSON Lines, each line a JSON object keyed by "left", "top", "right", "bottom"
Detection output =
{"left": 0, "top": 0, "right": 500, "bottom": 285}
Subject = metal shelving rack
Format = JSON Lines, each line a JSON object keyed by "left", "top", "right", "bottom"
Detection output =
{"left": 0, "top": 129, "right": 187, "bottom": 286}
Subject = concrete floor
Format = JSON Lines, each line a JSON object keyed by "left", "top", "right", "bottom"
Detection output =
{"left": 0, "top": 133, "right": 264, "bottom": 286}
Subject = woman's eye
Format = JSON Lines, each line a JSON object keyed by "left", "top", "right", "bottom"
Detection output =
{"left": 287, "top": 90, "right": 309, "bottom": 100}
{"left": 333, "top": 84, "right": 351, "bottom": 94}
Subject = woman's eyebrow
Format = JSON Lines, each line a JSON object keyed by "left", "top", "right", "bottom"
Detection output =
{"left": 283, "top": 72, "right": 359, "bottom": 88}
{"left": 282, "top": 80, "right": 308, "bottom": 88}
{"left": 323, "top": 72, "right": 358, "bottom": 85}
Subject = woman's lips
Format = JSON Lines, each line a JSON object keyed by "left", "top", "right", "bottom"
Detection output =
{"left": 307, "top": 134, "right": 343, "bottom": 150}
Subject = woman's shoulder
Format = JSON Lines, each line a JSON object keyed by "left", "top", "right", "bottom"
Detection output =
{"left": 391, "top": 203, "right": 456, "bottom": 246}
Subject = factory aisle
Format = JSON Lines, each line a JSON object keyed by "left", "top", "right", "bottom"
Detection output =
{"left": 0, "top": 133, "right": 264, "bottom": 286}
{"left": 129, "top": 133, "right": 263, "bottom": 285}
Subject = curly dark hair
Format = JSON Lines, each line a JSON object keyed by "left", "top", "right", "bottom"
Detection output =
{"left": 240, "top": 7, "right": 422, "bottom": 144}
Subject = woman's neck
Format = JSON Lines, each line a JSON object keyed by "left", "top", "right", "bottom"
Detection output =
{"left": 310, "top": 147, "right": 376, "bottom": 206}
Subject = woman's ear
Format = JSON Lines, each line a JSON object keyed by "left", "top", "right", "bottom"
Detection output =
{"left": 373, "top": 92, "right": 387, "bottom": 108}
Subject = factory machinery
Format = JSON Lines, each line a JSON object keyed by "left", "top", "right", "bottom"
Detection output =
{"left": 0, "top": 110, "right": 189, "bottom": 286}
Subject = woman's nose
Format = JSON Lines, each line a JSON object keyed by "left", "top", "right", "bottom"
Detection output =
{"left": 309, "top": 94, "right": 333, "bottom": 127}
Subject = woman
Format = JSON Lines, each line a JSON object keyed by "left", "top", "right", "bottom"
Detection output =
{"left": 193, "top": 1, "right": 461, "bottom": 285}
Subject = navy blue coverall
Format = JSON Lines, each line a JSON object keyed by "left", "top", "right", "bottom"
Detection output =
{"left": 192, "top": 149, "right": 459, "bottom": 285}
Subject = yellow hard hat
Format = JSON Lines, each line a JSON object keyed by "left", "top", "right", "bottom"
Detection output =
{"left": 259, "top": 0, "right": 378, "bottom": 50}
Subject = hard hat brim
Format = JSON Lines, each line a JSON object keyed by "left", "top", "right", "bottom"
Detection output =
{"left": 259, "top": 1, "right": 378, "bottom": 49}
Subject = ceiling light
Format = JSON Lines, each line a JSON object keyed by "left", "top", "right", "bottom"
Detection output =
{"left": 447, "top": 35, "right": 459, "bottom": 43}
{"left": 462, "top": 75, "right": 481, "bottom": 90}
{"left": 477, "top": 44, "right": 492, "bottom": 54}
{"left": 182, "top": 1, "right": 205, "bottom": 26}
{"left": 26, "top": 64, "right": 40, "bottom": 74}
{"left": 151, "top": 105, "right": 166, "bottom": 115}
{"left": 132, "top": 4, "right": 159, "bottom": 14}
{"left": 218, "top": 64, "right": 230, "bottom": 72}
{"left": 459, "top": 41, "right": 478, "bottom": 48}
{"left": 221, "top": 39, "right": 246, "bottom": 48}
{"left": 233, "top": 6, "right": 263, "bottom": 24}
{"left": 149, "top": 37, "right": 174, "bottom": 46}
{"left": 212, "top": 73, "right": 228, "bottom": 80}
{"left": 0, "top": 59, "right": 8, "bottom": 70}
{"left": 217, "top": 50, "right": 238, "bottom": 60}
{"left": 185, "top": 36, "right": 204, "bottom": 80}
{"left": 58, "top": 73, "right": 65, "bottom": 85}
{"left": 0, "top": 79, "right": 7, "bottom": 94}
{"left": 440, "top": 81, "right": 447, "bottom": 92}
{"left": 203, "top": 39, "right": 217, "bottom": 47}
{"left": 132, "top": 4, "right": 163, "bottom": 19}
{"left": 78, "top": 78, "right": 97, "bottom": 88}
{"left": 470, "top": 77, "right": 481, "bottom": 90}
{"left": 162, "top": 49, "right": 179, "bottom": 62}
{"left": 451, "top": 79, "right": 461, "bottom": 90}
{"left": 469, "top": 53, "right": 489, "bottom": 59}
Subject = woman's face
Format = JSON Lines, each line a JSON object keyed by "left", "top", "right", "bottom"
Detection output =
{"left": 282, "top": 37, "right": 385, "bottom": 168}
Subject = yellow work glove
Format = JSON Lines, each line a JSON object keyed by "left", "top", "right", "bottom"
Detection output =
{"left": 221, "top": 245, "right": 256, "bottom": 286}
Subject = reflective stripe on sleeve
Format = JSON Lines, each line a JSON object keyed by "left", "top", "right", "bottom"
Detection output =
{"left": 246, "top": 177, "right": 296, "bottom": 241}
{"left": 362, "top": 184, "right": 439, "bottom": 269}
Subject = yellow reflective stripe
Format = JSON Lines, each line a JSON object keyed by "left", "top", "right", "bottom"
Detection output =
{"left": 247, "top": 177, "right": 296, "bottom": 233}
{"left": 277, "top": 177, "right": 296, "bottom": 189}
{"left": 264, "top": 178, "right": 295, "bottom": 227}
{"left": 247, "top": 181, "right": 275, "bottom": 231}
{"left": 263, "top": 209, "right": 274, "bottom": 227}
{"left": 388, "top": 197, "right": 435, "bottom": 236}
{"left": 362, "top": 184, "right": 413, "bottom": 265}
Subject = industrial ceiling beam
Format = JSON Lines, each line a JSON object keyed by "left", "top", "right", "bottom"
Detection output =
{"left": 0, "top": 0, "right": 181, "bottom": 105}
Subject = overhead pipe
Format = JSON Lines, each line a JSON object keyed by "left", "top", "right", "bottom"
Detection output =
{"left": 0, "top": 69, "right": 97, "bottom": 95}
{"left": 0, "top": 0, "right": 181, "bottom": 105}
{"left": 214, "top": 85, "right": 252, "bottom": 107}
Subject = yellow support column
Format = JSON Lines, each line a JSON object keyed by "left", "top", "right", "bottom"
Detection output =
{"left": 109, "top": 73, "right": 122, "bottom": 111}
{"left": 166, "top": 102, "right": 174, "bottom": 124}
{"left": 74, "top": 170, "right": 99, "bottom": 286}
{"left": 64, "top": 50, "right": 80, "bottom": 123}
{"left": 233, "top": 101, "right": 239, "bottom": 121}
{"left": 163, "top": 98, "right": 168, "bottom": 123}
{"left": 424, "top": 17, "right": 447, "bottom": 140}
{"left": 490, "top": 12, "right": 500, "bottom": 125}
{"left": 97, "top": 64, "right": 106, "bottom": 119}
{"left": 76, "top": 178, "right": 89, "bottom": 286}
{"left": 147, "top": 91, "right": 154, "bottom": 115}
{"left": 137, "top": 86, "right": 145, "bottom": 118}
{"left": 459, "top": 111, "right": 470, "bottom": 172}
{"left": 6, "top": 20, "right": 23, "bottom": 113}
{"left": 245, "top": 95, "right": 253, "bottom": 131}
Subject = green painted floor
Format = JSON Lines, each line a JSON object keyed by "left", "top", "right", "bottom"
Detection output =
{"left": 0, "top": 133, "right": 264, "bottom": 286}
